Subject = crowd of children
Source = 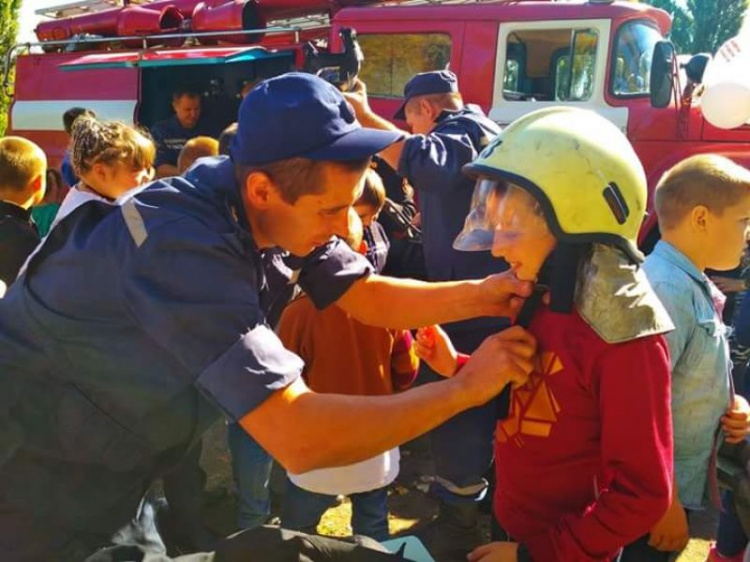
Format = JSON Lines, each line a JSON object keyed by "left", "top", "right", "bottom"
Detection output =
{"left": 3, "top": 72, "right": 750, "bottom": 562}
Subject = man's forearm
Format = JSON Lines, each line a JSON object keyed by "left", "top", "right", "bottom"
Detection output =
{"left": 356, "top": 111, "right": 407, "bottom": 171}
{"left": 337, "top": 274, "right": 491, "bottom": 329}
{"left": 241, "top": 375, "right": 472, "bottom": 474}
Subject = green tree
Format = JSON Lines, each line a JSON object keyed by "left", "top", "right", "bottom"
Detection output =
{"left": 0, "top": 0, "right": 21, "bottom": 136}
{"left": 642, "top": 0, "right": 748, "bottom": 54}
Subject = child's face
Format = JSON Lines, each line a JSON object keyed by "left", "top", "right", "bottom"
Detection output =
{"left": 489, "top": 186, "right": 557, "bottom": 282}
{"left": 703, "top": 195, "right": 750, "bottom": 271}
{"left": 354, "top": 203, "right": 379, "bottom": 228}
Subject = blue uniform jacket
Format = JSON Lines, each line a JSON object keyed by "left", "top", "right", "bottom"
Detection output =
{"left": 0, "top": 156, "right": 371, "bottom": 538}
{"left": 398, "top": 105, "right": 508, "bottom": 343}
{"left": 150, "top": 115, "right": 212, "bottom": 169}
{"left": 398, "top": 105, "right": 503, "bottom": 283}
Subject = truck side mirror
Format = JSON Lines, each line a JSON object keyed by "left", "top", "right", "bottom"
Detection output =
{"left": 682, "top": 53, "right": 711, "bottom": 84}
{"left": 650, "top": 40, "right": 676, "bottom": 109}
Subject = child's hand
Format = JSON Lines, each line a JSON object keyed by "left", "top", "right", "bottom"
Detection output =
{"left": 648, "top": 495, "right": 689, "bottom": 552}
{"left": 723, "top": 394, "right": 750, "bottom": 444}
{"left": 468, "top": 542, "right": 519, "bottom": 562}
{"left": 415, "top": 325, "right": 458, "bottom": 377}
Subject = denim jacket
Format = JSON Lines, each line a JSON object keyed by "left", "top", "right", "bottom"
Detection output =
{"left": 644, "top": 241, "right": 732, "bottom": 508}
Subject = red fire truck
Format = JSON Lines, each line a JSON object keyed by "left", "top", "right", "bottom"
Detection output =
{"left": 5, "top": 0, "right": 750, "bottom": 245}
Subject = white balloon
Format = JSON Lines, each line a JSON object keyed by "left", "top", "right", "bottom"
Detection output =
{"left": 701, "top": 28, "right": 750, "bottom": 129}
{"left": 702, "top": 81, "right": 750, "bottom": 129}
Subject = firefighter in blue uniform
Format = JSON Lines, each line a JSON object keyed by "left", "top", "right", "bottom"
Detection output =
{"left": 0, "top": 73, "right": 534, "bottom": 561}
{"left": 346, "top": 71, "right": 508, "bottom": 561}
{"left": 150, "top": 85, "right": 213, "bottom": 178}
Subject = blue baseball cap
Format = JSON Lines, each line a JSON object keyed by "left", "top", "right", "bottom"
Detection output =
{"left": 231, "top": 72, "right": 404, "bottom": 166}
{"left": 394, "top": 70, "right": 459, "bottom": 121}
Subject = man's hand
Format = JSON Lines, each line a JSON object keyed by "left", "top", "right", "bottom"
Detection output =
{"left": 343, "top": 77, "right": 406, "bottom": 169}
{"left": 479, "top": 271, "right": 534, "bottom": 319}
{"left": 723, "top": 394, "right": 750, "bottom": 444}
{"left": 415, "top": 325, "right": 458, "bottom": 377}
{"left": 711, "top": 276, "right": 746, "bottom": 294}
{"left": 342, "top": 78, "right": 372, "bottom": 120}
{"left": 455, "top": 326, "right": 536, "bottom": 406}
{"left": 648, "top": 495, "right": 689, "bottom": 552}
{"left": 468, "top": 542, "right": 519, "bottom": 562}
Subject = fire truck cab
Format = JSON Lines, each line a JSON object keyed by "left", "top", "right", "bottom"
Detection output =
{"left": 7, "top": 0, "right": 750, "bottom": 244}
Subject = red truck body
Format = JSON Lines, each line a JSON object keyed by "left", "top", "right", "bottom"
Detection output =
{"left": 8, "top": 0, "right": 750, "bottom": 243}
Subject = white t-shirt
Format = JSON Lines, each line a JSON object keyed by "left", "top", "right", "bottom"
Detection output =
{"left": 288, "top": 448, "right": 400, "bottom": 496}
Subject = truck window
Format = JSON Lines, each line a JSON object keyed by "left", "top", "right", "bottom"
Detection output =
{"left": 358, "top": 34, "right": 452, "bottom": 97}
{"left": 503, "top": 28, "right": 598, "bottom": 102}
{"left": 611, "top": 21, "right": 663, "bottom": 97}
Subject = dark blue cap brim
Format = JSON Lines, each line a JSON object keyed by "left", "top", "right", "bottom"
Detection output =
{"left": 303, "top": 127, "right": 405, "bottom": 162}
{"left": 393, "top": 100, "right": 408, "bottom": 121}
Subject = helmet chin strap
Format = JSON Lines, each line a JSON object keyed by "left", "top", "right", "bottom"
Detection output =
{"left": 539, "top": 242, "right": 592, "bottom": 315}
{"left": 495, "top": 242, "right": 592, "bottom": 421}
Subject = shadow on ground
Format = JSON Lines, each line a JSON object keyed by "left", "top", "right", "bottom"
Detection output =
{"left": 198, "top": 420, "right": 716, "bottom": 561}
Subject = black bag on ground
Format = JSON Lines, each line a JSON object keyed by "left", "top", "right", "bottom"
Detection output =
{"left": 86, "top": 526, "right": 410, "bottom": 562}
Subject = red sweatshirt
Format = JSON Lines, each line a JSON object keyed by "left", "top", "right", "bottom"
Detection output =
{"left": 493, "top": 306, "right": 673, "bottom": 561}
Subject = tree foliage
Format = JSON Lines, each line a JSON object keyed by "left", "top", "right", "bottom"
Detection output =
{"left": 0, "top": 0, "right": 21, "bottom": 136}
{"left": 641, "top": 0, "right": 749, "bottom": 54}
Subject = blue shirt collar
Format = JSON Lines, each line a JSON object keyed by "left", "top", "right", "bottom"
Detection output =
{"left": 652, "top": 240, "right": 709, "bottom": 288}
{"left": 435, "top": 104, "right": 484, "bottom": 124}
{"left": 184, "top": 155, "right": 247, "bottom": 221}
{"left": 183, "top": 155, "right": 278, "bottom": 260}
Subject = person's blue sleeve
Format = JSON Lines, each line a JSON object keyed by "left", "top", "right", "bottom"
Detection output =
{"left": 61, "top": 152, "right": 77, "bottom": 187}
{"left": 150, "top": 121, "right": 174, "bottom": 169}
{"left": 397, "top": 124, "right": 478, "bottom": 194}
{"left": 289, "top": 238, "right": 373, "bottom": 310}
{"left": 122, "top": 216, "right": 302, "bottom": 421}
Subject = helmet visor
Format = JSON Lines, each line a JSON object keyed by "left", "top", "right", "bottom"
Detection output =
{"left": 454, "top": 178, "right": 550, "bottom": 252}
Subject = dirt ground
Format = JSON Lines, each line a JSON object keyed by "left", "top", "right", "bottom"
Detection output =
{"left": 200, "top": 421, "right": 716, "bottom": 561}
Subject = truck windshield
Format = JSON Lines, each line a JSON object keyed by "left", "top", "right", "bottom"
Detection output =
{"left": 611, "top": 21, "right": 664, "bottom": 97}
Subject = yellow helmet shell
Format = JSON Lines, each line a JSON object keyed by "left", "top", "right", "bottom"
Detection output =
{"left": 463, "top": 107, "right": 647, "bottom": 262}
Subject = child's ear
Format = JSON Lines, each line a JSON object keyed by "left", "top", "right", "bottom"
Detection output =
{"left": 690, "top": 205, "right": 709, "bottom": 232}
{"left": 89, "top": 163, "right": 107, "bottom": 185}
{"left": 30, "top": 172, "right": 46, "bottom": 206}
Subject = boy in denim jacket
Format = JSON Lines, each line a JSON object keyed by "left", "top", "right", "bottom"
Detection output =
{"left": 624, "top": 155, "right": 750, "bottom": 561}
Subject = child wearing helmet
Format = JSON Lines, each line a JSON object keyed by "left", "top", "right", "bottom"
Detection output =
{"left": 417, "top": 107, "right": 674, "bottom": 561}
